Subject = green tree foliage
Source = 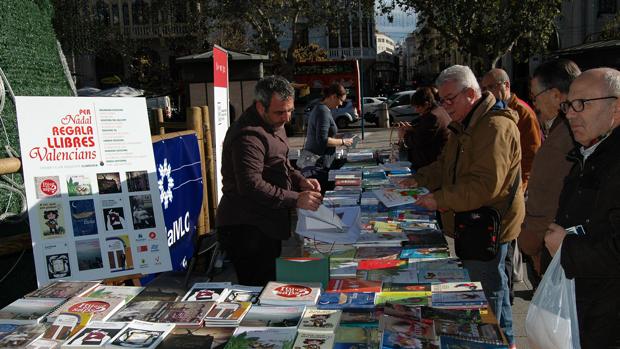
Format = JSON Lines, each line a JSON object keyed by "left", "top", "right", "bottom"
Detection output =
{"left": 293, "top": 43, "right": 329, "bottom": 63}
{"left": 600, "top": 13, "right": 620, "bottom": 40}
{"left": 379, "top": 0, "right": 561, "bottom": 71}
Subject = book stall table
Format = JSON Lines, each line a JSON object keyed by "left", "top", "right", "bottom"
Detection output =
{"left": 0, "top": 149, "right": 509, "bottom": 349}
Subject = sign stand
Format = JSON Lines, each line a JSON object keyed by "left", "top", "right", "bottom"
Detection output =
{"left": 102, "top": 274, "right": 143, "bottom": 287}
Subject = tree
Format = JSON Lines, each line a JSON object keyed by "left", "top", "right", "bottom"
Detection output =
{"left": 206, "top": 0, "right": 374, "bottom": 77}
{"left": 293, "top": 43, "right": 328, "bottom": 63}
{"left": 379, "top": 0, "right": 562, "bottom": 71}
{"left": 600, "top": 13, "right": 620, "bottom": 40}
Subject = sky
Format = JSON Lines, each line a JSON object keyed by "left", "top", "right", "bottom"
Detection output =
{"left": 375, "top": 6, "right": 417, "bottom": 43}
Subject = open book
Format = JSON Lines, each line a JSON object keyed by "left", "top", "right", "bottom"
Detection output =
{"left": 296, "top": 206, "right": 361, "bottom": 244}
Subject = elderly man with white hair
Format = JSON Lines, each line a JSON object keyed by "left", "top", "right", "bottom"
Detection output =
{"left": 544, "top": 68, "right": 620, "bottom": 348}
{"left": 401, "top": 65, "right": 524, "bottom": 348}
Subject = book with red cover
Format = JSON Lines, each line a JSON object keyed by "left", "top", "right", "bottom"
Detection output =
{"left": 326, "top": 279, "right": 382, "bottom": 293}
{"left": 356, "top": 259, "right": 407, "bottom": 271}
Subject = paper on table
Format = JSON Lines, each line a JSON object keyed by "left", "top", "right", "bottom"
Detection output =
{"left": 298, "top": 205, "right": 344, "bottom": 232}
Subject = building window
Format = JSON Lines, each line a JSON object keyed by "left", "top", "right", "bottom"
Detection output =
{"left": 328, "top": 26, "right": 339, "bottom": 48}
{"left": 95, "top": 0, "right": 110, "bottom": 26}
{"left": 340, "top": 18, "right": 350, "bottom": 48}
{"left": 122, "top": 2, "right": 129, "bottom": 25}
{"left": 294, "top": 23, "right": 309, "bottom": 47}
{"left": 132, "top": 0, "right": 148, "bottom": 25}
{"left": 352, "top": 16, "right": 361, "bottom": 47}
{"left": 111, "top": 4, "right": 120, "bottom": 25}
{"left": 599, "top": 0, "right": 617, "bottom": 14}
{"left": 363, "top": 17, "right": 371, "bottom": 48}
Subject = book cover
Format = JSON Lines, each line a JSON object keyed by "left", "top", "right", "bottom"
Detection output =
{"left": 372, "top": 222, "right": 402, "bottom": 233}
{"left": 354, "top": 247, "right": 402, "bottom": 260}
{"left": 204, "top": 302, "right": 252, "bottom": 324}
{"left": 75, "top": 239, "right": 104, "bottom": 271}
{"left": 153, "top": 301, "right": 216, "bottom": 326}
{"left": 402, "top": 231, "right": 447, "bottom": 248}
{"left": 239, "top": 306, "right": 303, "bottom": 328}
{"left": 293, "top": 331, "right": 335, "bottom": 349}
{"left": 439, "top": 335, "right": 508, "bottom": 349}
{"left": 381, "top": 329, "right": 439, "bottom": 349}
{"left": 0, "top": 324, "right": 47, "bottom": 348}
{"left": 69, "top": 199, "right": 98, "bottom": 237}
{"left": 383, "top": 302, "right": 423, "bottom": 320}
{"left": 66, "top": 175, "right": 93, "bottom": 197}
{"left": 107, "top": 320, "right": 174, "bottom": 349}
{"left": 276, "top": 258, "right": 329, "bottom": 289}
{"left": 417, "top": 269, "right": 470, "bottom": 284}
{"left": 298, "top": 307, "right": 342, "bottom": 333}
{"left": 25, "top": 281, "right": 100, "bottom": 299}
{"left": 259, "top": 282, "right": 322, "bottom": 306}
{"left": 0, "top": 298, "right": 65, "bottom": 324}
{"left": 326, "top": 279, "right": 382, "bottom": 293}
{"left": 316, "top": 292, "right": 376, "bottom": 310}
{"left": 63, "top": 321, "right": 127, "bottom": 348}
{"left": 374, "top": 293, "right": 429, "bottom": 307}
{"left": 431, "top": 291, "right": 487, "bottom": 307}
{"left": 420, "top": 307, "right": 482, "bottom": 324}
{"left": 42, "top": 312, "right": 92, "bottom": 340}
{"left": 400, "top": 248, "right": 450, "bottom": 260}
{"left": 0, "top": 324, "right": 18, "bottom": 341}
{"left": 107, "top": 301, "right": 170, "bottom": 322}
{"left": 47, "top": 297, "right": 125, "bottom": 322}
{"left": 25, "top": 338, "right": 61, "bottom": 349}
{"left": 305, "top": 246, "right": 356, "bottom": 260}
{"left": 381, "top": 283, "right": 432, "bottom": 294}
{"left": 329, "top": 260, "right": 358, "bottom": 279}
{"left": 182, "top": 282, "right": 232, "bottom": 302}
{"left": 372, "top": 188, "right": 430, "bottom": 208}
{"left": 431, "top": 282, "right": 483, "bottom": 294}
{"left": 225, "top": 327, "right": 297, "bottom": 349}
{"left": 356, "top": 259, "right": 407, "bottom": 271}
{"left": 158, "top": 327, "right": 235, "bottom": 349}
{"left": 82, "top": 285, "right": 145, "bottom": 303}
{"left": 354, "top": 232, "right": 408, "bottom": 246}
{"left": 359, "top": 269, "right": 419, "bottom": 284}
{"left": 339, "top": 311, "right": 380, "bottom": 327}
{"left": 39, "top": 201, "right": 66, "bottom": 239}
{"left": 221, "top": 286, "right": 263, "bottom": 304}
{"left": 434, "top": 321, "right": 503, "bottom": 345}
{"left": 101, "top": 198, "right": 128, "bottom": 231}
{"left": 382, "top": 315, "right": 436, "bottom": 341}
{"left": 34, "top": 176, "right": 61, "bottom": 199}
{"left": 334, "top": 327, "right": 380, "bottom": 349}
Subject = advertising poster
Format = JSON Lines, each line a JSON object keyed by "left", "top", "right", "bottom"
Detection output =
{"left": 212, "top": 44, "right": 230, "bottom": 203}
{"left": 15, "top": 97, "right": 173, "bottom": 286}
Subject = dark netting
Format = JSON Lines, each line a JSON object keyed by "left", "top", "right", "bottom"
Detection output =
{"left": 0, "top": 0, "right": 73, "bottom": 235}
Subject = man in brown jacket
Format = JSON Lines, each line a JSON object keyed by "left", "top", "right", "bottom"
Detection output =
{"left": 518, "top": 59, "right": 580, "bottom": 279}
{"left": 401, "top": 65, "right": 524, "bottom": 348}
{"left": 216, "top": 76, "right": 323, "bottom": 286}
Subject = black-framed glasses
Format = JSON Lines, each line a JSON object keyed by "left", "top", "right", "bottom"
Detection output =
{"left": 559, "top": 96, "right": 618, "bottom": 113}
{"left": 531, "top": 87, "right": 552, "bottom": 100}
{"left": 439, "top": 88, "right": 467, "bottom": 105}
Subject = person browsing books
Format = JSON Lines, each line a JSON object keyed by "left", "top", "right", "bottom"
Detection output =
{"left": 216, "top": 76, "right": 323, "bottom": 286}
{"left": 543, "top": 68, "right": 620, "bottom": 348}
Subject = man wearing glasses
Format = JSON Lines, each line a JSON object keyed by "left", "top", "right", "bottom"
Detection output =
{"left": 519, "top": 59, "right": 580, "bottom": 282}
{"left": 544, "top": 68, "right": 620, "bottom": 349}
{"left": 400, "top": 65, "right": 524, "bottom": 349}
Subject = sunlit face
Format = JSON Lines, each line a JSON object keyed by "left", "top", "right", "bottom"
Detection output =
{"left": 481, "top": 75, "right": 509, "bottom": 101}
{"left": 531, "top": 77, "right": 560, "bottom": 122}
{"left": 326, "top": 93, "right": 346, "bottom": 109}
{"left": 438, "top": 80, "right": 474, "bottom": 123}
{"left": 565, "top": 74, "right": 618, "bottom": 146}
{"left": 257, "top": 94, "right": 295, "bottom": 129}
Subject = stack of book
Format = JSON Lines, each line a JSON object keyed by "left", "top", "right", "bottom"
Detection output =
{"left": 203, "top": 302, "right": 252, "bottom": 327}
{"left": 259, "top": 282, "right": 322, "bottom": 307}
{"left": 430, "top": 282, "right": 487, "bottom": 310}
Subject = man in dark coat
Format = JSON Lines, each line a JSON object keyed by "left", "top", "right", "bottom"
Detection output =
{"left": 545, "top": 67, "right": 620, "bottom": 348}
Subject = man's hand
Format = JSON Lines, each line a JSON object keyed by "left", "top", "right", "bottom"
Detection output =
{"left": 297, "top": 191, "right": 323, "bottom": 211}
{"left": 397, "top": 177, "right": 418, "bottom": 188}
{"left": 300, "top": 178, "right": 321, "bottom": 192}
{"left": 396, "top": 121, "right": 413, "bottom": 139}
{"left": 342, "top": 138, "right": 354, "bottom": 147}
{"left": 416, "top": 193, "right": 437, "bottom": 211}
{"left": 544, "top": 223, "right": 568, "bottom": 257}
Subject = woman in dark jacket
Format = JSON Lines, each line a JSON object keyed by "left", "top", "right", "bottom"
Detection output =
{"left": 399, "top": 87, "right": 450, "bottom": 171}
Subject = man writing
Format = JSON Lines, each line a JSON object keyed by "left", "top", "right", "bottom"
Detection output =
{"left": 544, "top": 68, "right": 620, "bottom": 348}
{"left": 400, "top": 65, "right": 524, "bottom": 349}
{"left": 216, "top": 76, "right": 322, "bottom": 286}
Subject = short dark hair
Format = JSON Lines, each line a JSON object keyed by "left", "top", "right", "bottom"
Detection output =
{"left": 411, "top": 86, "right": 439, "bottom": 107}
{"left": 255, "top": 76, "right": 295, "bottom": 111}
{"left": 532, "top": 59, "right": 581, "bottom": 94}
{"left": 322, "top": 83, "right": 346, "bottom": 98}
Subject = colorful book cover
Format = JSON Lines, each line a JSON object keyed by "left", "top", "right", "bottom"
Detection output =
{"left": 107, "top": 301, "right": 170, "bottom": 322}
{"left": 420, "top": 307, "right": 482, "bottom": 324}
{"left": 105, "top": 235, "right": 134, "bottom": 272}
{"left": 83, "top": 285, "right": 145, "bottom": 303}
{"left": 359, "top": 269, "right": 419, "bottom": 283}
{"left": 431, "top": 291, "right": 487, "bottom": 307}
{"left": 47, "top": 297, "right": 125, "bottom": 322}
{"left": 101, "top": 198, "right": 128, "bottom": 231}
{"left": 400, "top": 248, "right": 450, "bottom": 260}
{"left": 334, "top": 327, "right": 380, "bottom": 349}
{"left": 69, "top": 199, "right": 98, "bottom": 236}
{"left": 417, "top": 269, "right": 470, "bottom": 284}
{"left": 381, "top": 283, "right": 432, "bottom": 294}
{"left": 42, "top": 312, "right": 92, "bottom": 340}
{"left": 372, "top": 187, "right": 430, "bottom": 208}
{"left": 329, "top": 260, "right": 358, "bottom": 278}
{"left": 382, "top": 315, "right": 436, "bottom": 341}
{"left": 240, "top": 306, "right": 303, "bottom": 328}
{"left": 354, "top": 247, "right": 402, "bottom": 260}
{"left": 357, "top": 259, "right": 407, "bottom": 271}
{"left": 431, "top": 282, "right": 483, "bottom": 293}
{"left": 0, "top": 298, "right": 65, "bottom": 324}
{"left": 67, "top": 175, "right": 93, "bottom": 196}
{"left": 293, "top": 331, "right": 335, "bottom": 349}
{"left": 38, "top": 201, "right": 66, "bottom": 239}
{"left": 299, "top": 307, "right": 342, "bottom": 333}
{"left": 153, "top": 301, "right": 216, "bottom": 326}
{"left": 182, "top": 282, "right": 232, "bottom": 302}
{"left": 34, "top": 176, "right": 61, "bottom": 199}
{"left": 221, "top": 286, "right": 263, "bottom": 304}
{"left": 326, "top": 279, "right": 382, "bottom": 293}
{"left": 63, "top": 321, "right": 127, "bottom": 348}
{"left": 158, "top": 327, "right": 235, "bottom": 349}
{"left": 434, "top": 321, "right": 503, "bottom": 345}
{"left": 225, "top": 327, "right": 297, "bottom": 349}
{"left": 381, "top": 329, "right": 439, "bottom": 349}
{"left": 203, "top": 302, "right": 251, "bottom": 323}
{"left": 75, "top": 238, "right": 104, "bottom": 271}
{"left": 316, "top": 292, "right": 376, "bottom": 310}
{"left": 372, "top": 222, "right": 402, "bottom": 233}
{"left": 259, "top": 282, "right": 322, "bottom": 306}
{"left": 107, "top": 320, "right": 174, "bottom": 349}
{"left": 25, "top": 281, "right": 100, "bottom": 299}
{"left": 374, "top": 293, "right": 429, "bottom": 307}
{"left": 0, "top": 324, "right": 47, "bottom": 348}
{"left": 383, "top": 302, "right": 423, "bottom": 320}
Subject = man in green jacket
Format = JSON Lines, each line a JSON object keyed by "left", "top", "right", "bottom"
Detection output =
{"left": 401, "top": 65, "right": 524, "bottom": 348}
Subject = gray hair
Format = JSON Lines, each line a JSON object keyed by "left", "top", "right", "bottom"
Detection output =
{"left": 436, "top": 65, "right": 481, "bottom": 97}
{"left": 255, "top": 76, "right": 295, "bottom": 111}
{"left": 602, "top": 69, "right": 620, "bottom": 97}
{"left": 532, "top": 59, "right": 581, "bottom": 94}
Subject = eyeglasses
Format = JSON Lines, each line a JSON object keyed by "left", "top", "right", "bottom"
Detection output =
{"left": 531, "top": 87, "right": 553, "bottom": 101}
{"left": 439, "top": 88, "right": 467, "bottom": 105}
{"left": 559, "top": 96, "right": 618, "bottom": 113}
{"left": 337, "top": 95, "right": 347, "bottom": 103}
{"left": 481, "top": 81, "right": 506, "bottom": 92}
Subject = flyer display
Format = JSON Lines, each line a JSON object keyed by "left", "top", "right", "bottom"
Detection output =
{"left": 15, "top": 97, "right": 173, "bottom": 286}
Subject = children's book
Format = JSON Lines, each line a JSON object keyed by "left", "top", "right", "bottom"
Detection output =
{"left": 62, "top": 321, "right": 126, "bottom": 348}
{"left": 0, "top": 298, "right": 65, "bottom": 324}
{"left": 259, "top": 282, "right": 322, "bottom": 306}
{"left": 225, "top": 327, "right": 297, "bottom": 349}
{"left": 293, "top": 331, "right": 336, "bottom": 349}
{"left": 316, "top": 292, "right": 376, "bottom": 310}
{"left": 298, "top": 307, "right": 342, "bottom": 333}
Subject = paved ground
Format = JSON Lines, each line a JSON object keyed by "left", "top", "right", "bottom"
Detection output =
{"left": 208, "top": 123, "right": 535, "bottom": 348}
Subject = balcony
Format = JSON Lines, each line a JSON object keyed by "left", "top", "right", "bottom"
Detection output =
{"left": 328, "top": 47, "right": 377, "bottom": 60}
{"left": 119, "top": 23, "right": 190, "bottom": 39}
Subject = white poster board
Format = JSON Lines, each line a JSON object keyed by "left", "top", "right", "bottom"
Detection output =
{"left": 212, "top": 45, "right": 230, "bottom": 203}
{"left": 15, "top": 97, "right": 173, "bottom": 286}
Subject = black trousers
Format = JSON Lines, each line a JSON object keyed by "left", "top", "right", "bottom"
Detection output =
{"left": 217, "top": 225, "right": 282, "bottom": 286}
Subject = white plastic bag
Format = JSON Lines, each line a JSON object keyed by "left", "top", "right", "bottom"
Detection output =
{"left": 525, "top": 247, "right": 581, "bottom": 349}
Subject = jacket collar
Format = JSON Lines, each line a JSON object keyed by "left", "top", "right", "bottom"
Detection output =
{"left": 567, "top": 124, "right": 620, "bottom": 164}
{"left": 447, "top": 92, "right": 498, "bottom": 136}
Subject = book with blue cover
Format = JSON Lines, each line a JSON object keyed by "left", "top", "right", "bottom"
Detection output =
{"left": 417, "top": 269, "right": 469, "bottom": 284}
{"left": 400, "top": 247, "right": 450, "bottom": 260}
{"left": 316, "top": 293, "right": 376, "bottom": 310}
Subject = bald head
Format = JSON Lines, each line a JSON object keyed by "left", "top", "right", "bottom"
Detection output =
{"left": 482, "top": 68, "right": 511, "bottom": 101}
{"left": 565, "top": 68, "right": 620, "bottom": 146}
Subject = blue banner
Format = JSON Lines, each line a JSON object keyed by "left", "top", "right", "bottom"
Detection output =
{"left": 152, "top": 133, "right": 203, "bottom": 271}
